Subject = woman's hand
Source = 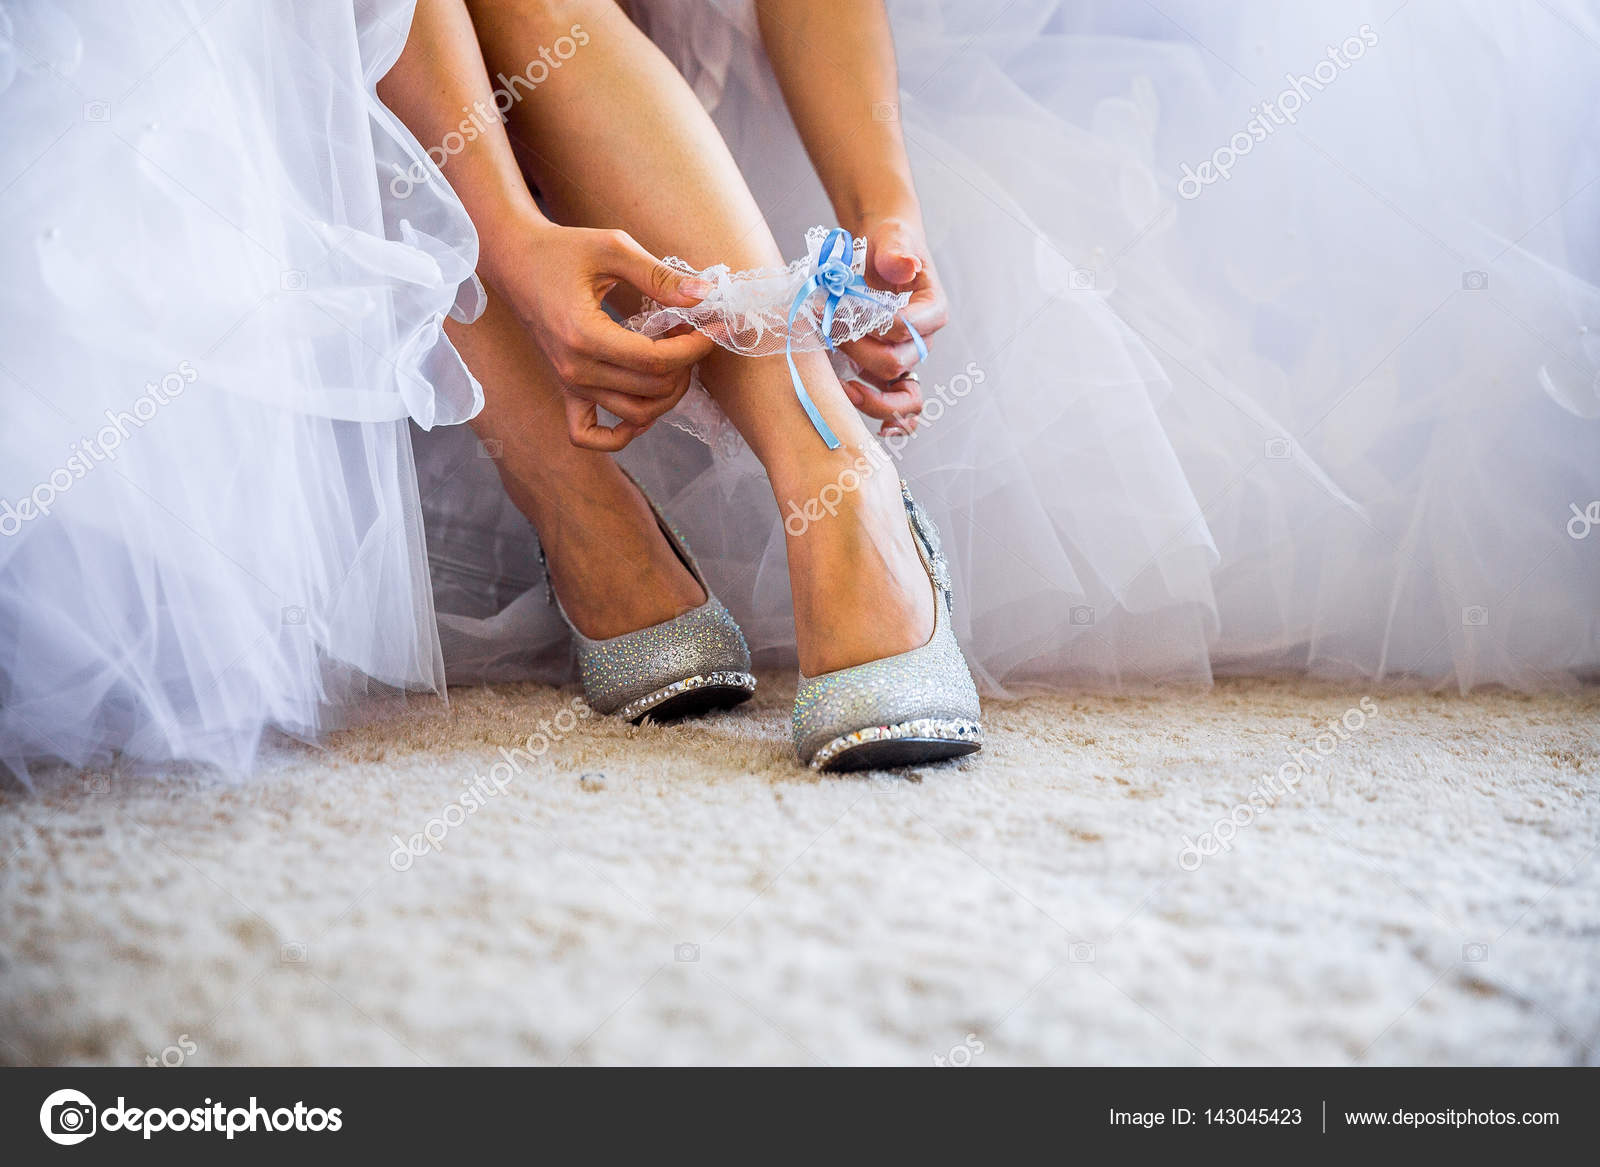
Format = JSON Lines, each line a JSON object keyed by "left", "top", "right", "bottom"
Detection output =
{"left": 377, "top": 3, "right": 715, "bottom": 451}
{"left": 499, "top": 220, "right": 718, "bottom": 451}
{"left": 839, "top": 214, "right": 950, "bottom": 435}
{"left": 752, "top": 2, "right": 950, "bottom": 436}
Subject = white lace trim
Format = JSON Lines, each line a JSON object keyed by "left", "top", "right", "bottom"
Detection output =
{"left": 624, "top": 226, "right": 910, "bottom": 356}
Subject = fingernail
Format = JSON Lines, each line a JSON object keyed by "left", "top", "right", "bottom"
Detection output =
{"left": 681, "top": 277, "right": 713, "bottom": 297}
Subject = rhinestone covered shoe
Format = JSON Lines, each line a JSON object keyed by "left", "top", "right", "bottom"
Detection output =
{"left": 792, "top": 482, "right": 983, "bottom": 770}
{"left": 547, "top": 477, "right": 756, "bottom": 723}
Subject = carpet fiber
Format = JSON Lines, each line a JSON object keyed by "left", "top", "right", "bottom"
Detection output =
{"left": 2, "top": 676, "right": 1596, "bottom": 1066}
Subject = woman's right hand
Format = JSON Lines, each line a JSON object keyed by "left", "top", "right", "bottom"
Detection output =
{"left": 497, "top": 221, "right": 717, "bottom": 450}
{"left": 377, "top": 2, "right": 711, "bottom": 450}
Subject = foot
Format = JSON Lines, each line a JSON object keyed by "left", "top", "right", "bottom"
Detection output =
{"left": 779, "top": 446, "right": 934, "bottom": 677}
{"left": 516, "top": 460, "right": 706, "bottom": 641}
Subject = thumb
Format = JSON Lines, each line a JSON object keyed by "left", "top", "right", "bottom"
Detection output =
{"left": 872, "top": 227, "right": 922, "bottom": 287}
{"left": 609, "top": 232, "right": 714, "bottom": 308}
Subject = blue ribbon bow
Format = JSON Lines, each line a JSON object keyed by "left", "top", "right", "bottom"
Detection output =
{"left": 785, "top": 228, "right": 928, "bottom": 449}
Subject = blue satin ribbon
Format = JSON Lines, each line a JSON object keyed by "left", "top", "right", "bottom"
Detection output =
{"left": 785, "top": 228, "right": 928, "bottom": 449}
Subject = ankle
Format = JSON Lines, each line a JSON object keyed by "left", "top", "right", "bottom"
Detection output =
{"left": 502, "top": 452, "right": 629, "bottom": 538}
{"left": 783, "top": 465, "right": 932, "bottom": 676}
{"left": 532, "top": 467, "right": 707, "bottom": 639}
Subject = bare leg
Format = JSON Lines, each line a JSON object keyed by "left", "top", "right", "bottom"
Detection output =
{"left": 467, "top": 0, "right": 930, "bottom": 674}
{"left": 447, "top": 290, "right": 705, "bottom": 639}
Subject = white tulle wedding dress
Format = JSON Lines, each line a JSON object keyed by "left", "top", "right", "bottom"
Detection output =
{"left": 1, "top": 0, "right": 484, "bottom": 781}
{"left": 4, "top": 0, "right": 1597, "bottom": 781}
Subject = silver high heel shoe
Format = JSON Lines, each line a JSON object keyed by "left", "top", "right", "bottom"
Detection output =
{"left": 544, "top": 476, "right": 756, "bottom": 723}
{"left": 792, "top": 482, "right": 983, "bottom": 770}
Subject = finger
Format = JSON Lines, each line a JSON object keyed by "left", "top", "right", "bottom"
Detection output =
{"left": 895, "top": 288, "right": 949, "bottom": 338}
{"left": 603, "top": 229, "right": 715, "bottom": 308}
{"left": 579, "top": 315, "right": 715, "bottom": 377}
{"left": 581, "top": 374, "right": 689, "bottom": 428}
{"left": 870, "top": 281, "right": 949, "bottom": 344}
{"left": 852, "top": 374, "right": 925, "bottom": 422}
{"left": 881, "top": 410, "right": 921, "bottom": 437}
{"left": 848, "top": 335, "right": 926, "bottom": 383}
{"left": 558, "top": 353, "right": 684, "bottom": 399}
{"left": 878, "top": 392, "right": 923, "bottom": 436}
{"left": 870, "top": 225, "right": 923, "bottom": 288}
{"left": 563, "top": 393, "right": 645, "bottom": 453}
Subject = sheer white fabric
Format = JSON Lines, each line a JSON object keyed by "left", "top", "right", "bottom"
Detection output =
{"left": 626, "top": 227, "right": 909, "bottom": 358}
{"left": 0, "top": 0, "right": 484, "bottom": 783}
{"left": 590, "top": 0, "right": 1600, "bottom": 694}
{"left": 624, "top": 225, "right": 909, "bottom": 448}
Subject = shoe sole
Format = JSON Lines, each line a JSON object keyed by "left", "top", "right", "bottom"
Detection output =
{"left": 809, "top": 718, "right": 984, "bottom": 771}
{"left": 621, "top": 671, "right": 758, "bottom": 724}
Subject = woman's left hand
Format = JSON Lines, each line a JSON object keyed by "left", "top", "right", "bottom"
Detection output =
{"left": 839, "top": 215, "right": 949, "bottom": 435}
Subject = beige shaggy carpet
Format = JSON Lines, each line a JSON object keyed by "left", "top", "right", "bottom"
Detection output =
{"left": 1, "top": 675, "right": 1596, "bottom": 1066}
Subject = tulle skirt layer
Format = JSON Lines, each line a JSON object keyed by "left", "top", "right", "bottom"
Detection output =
{"left": 0, "top": 0, "right": 483, "bottom": 781}
{"left": 480, "top": 0, "right": 1595, "bottom": 695}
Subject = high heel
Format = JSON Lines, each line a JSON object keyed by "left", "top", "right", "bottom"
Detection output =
{"left": 792, "top": 482, "right": 983, "bottom": 770}
{"left": 546, "top": 475, "right": 756, "bottom": 723}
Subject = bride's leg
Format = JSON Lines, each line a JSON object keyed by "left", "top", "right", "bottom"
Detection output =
{"left": 467, "top": 0, "right": 930, "bottom": 674}
{"left": 447, "top": 289, "right": 705, "bottom": 639}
